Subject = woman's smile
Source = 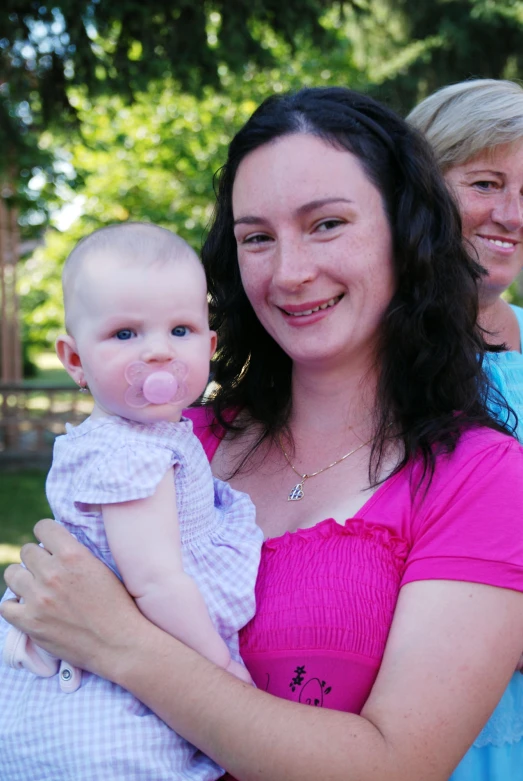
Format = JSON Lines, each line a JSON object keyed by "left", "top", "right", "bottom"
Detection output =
{"left": 444, "top": 141, "right": 523, "bottom": 298}
{"left": 476, "top": 233, "right": 520, "bottom": 255}
{"left": 278, "top": 294, "right": 344, "bottom": 320}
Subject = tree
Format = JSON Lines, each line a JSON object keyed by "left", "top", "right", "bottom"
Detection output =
{"left": 364, "top": 0, "right": 523, "bottom": 113}
{"left": 1, "top": 1, "right": 344, "bottom": 160}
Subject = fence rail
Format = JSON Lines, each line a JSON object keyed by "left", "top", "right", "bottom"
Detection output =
{"left": 0, "top": 383, "right": 92, "bottom": 465}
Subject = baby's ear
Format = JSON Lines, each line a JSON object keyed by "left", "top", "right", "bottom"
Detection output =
{"left": 55, "top": 334, "right": 85, "bottom": 388}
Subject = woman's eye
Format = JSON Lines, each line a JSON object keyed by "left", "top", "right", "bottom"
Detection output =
{"left": 472, "top": 180, "right": 499, "bottom": 191}
{"left": 172, "top": 326, "right": 189, "bottom": 337}
{"left": 242, "top": 233, "right": 271, "bottom": 245}
{"left": 315, "top": 219, "right": 344, "bottom": 232}
{"left": 114, "top": 329, "right": 135, "bottom": 340}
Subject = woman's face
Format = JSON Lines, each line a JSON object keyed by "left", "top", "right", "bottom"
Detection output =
{"left": 444, "top": 141, "right": 523, "bottom": 303}
{"left": 231, "top": 133, "right": 395, "bottom": 372}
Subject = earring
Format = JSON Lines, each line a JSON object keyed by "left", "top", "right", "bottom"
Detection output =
{"left": 78, "top": 382, "right": 89, "bottom": 395}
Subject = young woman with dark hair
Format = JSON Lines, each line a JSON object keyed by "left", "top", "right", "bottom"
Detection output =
{"left": 203, "top": 87, "right": 512, "bottom": 481}
{"left": 2, "top": 87, "right": 523, "bottom": 781}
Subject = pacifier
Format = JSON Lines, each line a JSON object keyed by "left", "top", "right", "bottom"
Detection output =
{"left": 124, "top": 360, "right": 188, "bottom": 408}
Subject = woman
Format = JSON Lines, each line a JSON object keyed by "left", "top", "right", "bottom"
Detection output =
{"left": 2, "top": 87, "right": 523, "bottom": 781}
{"left": 407, "top": 79, "right": 523, "bottom": 431}
{"left": 408, "top": 78, "right": 523, "bottom": 781}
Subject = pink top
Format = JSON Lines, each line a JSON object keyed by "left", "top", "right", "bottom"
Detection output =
{"left": 186, "top": 408, "right": 523, "bottom": 714}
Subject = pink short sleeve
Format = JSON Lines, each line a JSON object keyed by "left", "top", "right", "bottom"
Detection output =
{"left": 183, "top": 407, "right": 223, "bottom": 461}
{"left": 401, "top": 429, "right": 523, "bottom": 590}
{"left": 183, "top": 406, "right": 240, "bottom": 462}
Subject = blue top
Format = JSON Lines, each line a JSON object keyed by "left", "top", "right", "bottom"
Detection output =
{"left": 485, "top": 305, "right": 523, "bottom": 441}
{"left": 465, "top": 304, "right": 523, "bottom": 751}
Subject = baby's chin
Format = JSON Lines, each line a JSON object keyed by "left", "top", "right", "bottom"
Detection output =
{"left": 123, "top": 404, "right": 186, "bottom": 425}
{"left": 92, "top": 400, "right": 186, "bottom": 425}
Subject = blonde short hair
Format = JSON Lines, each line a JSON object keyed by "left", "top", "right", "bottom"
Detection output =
{"left": 406, "top": 79, "right": 523, "bottom": 170}
{"left": 62, "top": 222, "right": 199, "bottom": 333}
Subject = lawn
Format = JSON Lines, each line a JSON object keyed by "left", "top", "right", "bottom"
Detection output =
{"left": 26, "top": 351, "right": 76, "bottom": 387}
{"left": 0, "top": 470, "right": 50, "bottom": 584}
{"left": 0, "top": 352, "right": 88, "bottom": 585}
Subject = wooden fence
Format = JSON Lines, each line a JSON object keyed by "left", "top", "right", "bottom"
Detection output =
{"left": 0, "top": 384, "right": 92, "bottom": 466}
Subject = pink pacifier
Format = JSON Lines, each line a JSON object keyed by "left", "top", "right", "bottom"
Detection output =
{"left": 124, "top": 360, "right": 188, "bottom": 408}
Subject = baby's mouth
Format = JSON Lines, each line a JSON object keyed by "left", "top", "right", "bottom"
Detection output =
{"left": 124, "top": 360, "right": 188, "bottom": 408}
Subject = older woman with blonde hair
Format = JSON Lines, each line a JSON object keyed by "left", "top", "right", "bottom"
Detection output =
{"left": 408, "top": 78, "right": 523, "bottom": 781}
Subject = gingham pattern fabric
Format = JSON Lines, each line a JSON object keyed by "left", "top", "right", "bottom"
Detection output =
{"left": 0, "top": 415, "right": 262, "bottom": 780}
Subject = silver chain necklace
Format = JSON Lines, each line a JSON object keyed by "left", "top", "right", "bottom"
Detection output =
{"left": 278, "top": 433, "right": 373, "bottom": 502}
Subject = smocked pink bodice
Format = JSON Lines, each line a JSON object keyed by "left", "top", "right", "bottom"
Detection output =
{"left": 239, "top": 517, "right": 406, "bottom": 712}
{"left": 186, "top": 407, "right": 523, "bottom": 716}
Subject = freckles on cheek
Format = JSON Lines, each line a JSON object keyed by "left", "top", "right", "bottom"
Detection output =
{"left": 238, "top": 265, "right": 263, "bottom": 305}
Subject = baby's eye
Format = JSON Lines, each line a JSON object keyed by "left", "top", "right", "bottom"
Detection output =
{"left": 172, "top": 325, "right": 189, "bottom": 337}
{"left": 114, "top": 329, "right": 135, "bottom": 340}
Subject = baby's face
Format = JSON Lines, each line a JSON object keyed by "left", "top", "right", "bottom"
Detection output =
{"left": 67, "top": 251, "right": 216, "bottom": 424}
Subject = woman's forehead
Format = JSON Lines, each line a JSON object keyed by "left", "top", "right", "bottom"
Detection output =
{"left": 231, "top": 134, "right": 378, "bottom": 214}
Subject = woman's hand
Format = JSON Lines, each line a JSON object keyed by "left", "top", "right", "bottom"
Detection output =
{"left": 0, "top": 519, "right": 143, "bottom": 679}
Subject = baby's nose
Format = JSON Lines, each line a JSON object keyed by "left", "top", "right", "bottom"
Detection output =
{"left": 141, "top": 336, "right": 174, "bottom": 363}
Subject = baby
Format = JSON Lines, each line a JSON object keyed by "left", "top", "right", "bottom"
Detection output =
{"left": 0, "top": 222, "right": 262, "bottom": 781}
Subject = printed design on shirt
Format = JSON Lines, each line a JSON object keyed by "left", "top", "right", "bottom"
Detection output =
{"left": 289, "top": 664, "right": 332, "bottom": 707}
{"left": 289, "top": 665, "right": 306, "bottom": 691}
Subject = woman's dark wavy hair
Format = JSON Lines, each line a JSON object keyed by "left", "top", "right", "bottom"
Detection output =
{"left": 201, "top": 86, "right": 514, "bottom": 483}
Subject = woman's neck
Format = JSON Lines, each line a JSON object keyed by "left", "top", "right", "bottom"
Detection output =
{"left": 478, "top": 297, "right": 521, "bottom": 352}
{"left": 289, "top": 362, "right": 377, "bottom": 442}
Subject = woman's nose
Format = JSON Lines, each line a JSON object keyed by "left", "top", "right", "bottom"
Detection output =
{"left": 272, "top": 240, "right": 316, "bottom": 290}
{"left": 492, "top": 191, "right": 523, "bottom": 231}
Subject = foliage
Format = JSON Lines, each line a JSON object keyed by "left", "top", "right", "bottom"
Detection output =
{"left": 2, "top": 1, "right": 349, "bottom": 241}
{"left": 364, "top": 0, "right": 523, "bottom": 113}
{"left": 1, "top": 1, "right": 344, "bottom": 166}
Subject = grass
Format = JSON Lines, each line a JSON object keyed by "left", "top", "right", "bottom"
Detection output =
{"left": 0, "top": 470, "right": 50, "bottom": 584}
{"left": 0, "top": 351, "right": 70, "bottom": 584}
{"left": 24, "top": 351, "right": 76, "bottom": 388}
{"left": 0, "top": 352, "right": 91, "bottom": 586}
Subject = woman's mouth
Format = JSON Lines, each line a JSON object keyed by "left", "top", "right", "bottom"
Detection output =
{"left": 477, "top": 234, "right": 519, "bottom": 252}
{"left": 282, "top": 295, "right": 343, "bottom": 317}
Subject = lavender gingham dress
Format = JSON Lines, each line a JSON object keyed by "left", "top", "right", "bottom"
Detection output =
{"left": 0, "top": 415, "right": 262, "bottom": 781}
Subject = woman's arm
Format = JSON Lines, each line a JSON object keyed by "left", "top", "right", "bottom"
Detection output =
{"left": 3, "top": 520, "right": 523, "bottom": 781}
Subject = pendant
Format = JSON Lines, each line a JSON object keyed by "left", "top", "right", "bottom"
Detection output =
{"left": 288, "top": 482, "right": 305, "bottom": 501}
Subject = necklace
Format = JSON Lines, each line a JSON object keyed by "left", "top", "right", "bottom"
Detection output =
{"left": 278, "top": 433, "right": 374, "bottom": 502}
